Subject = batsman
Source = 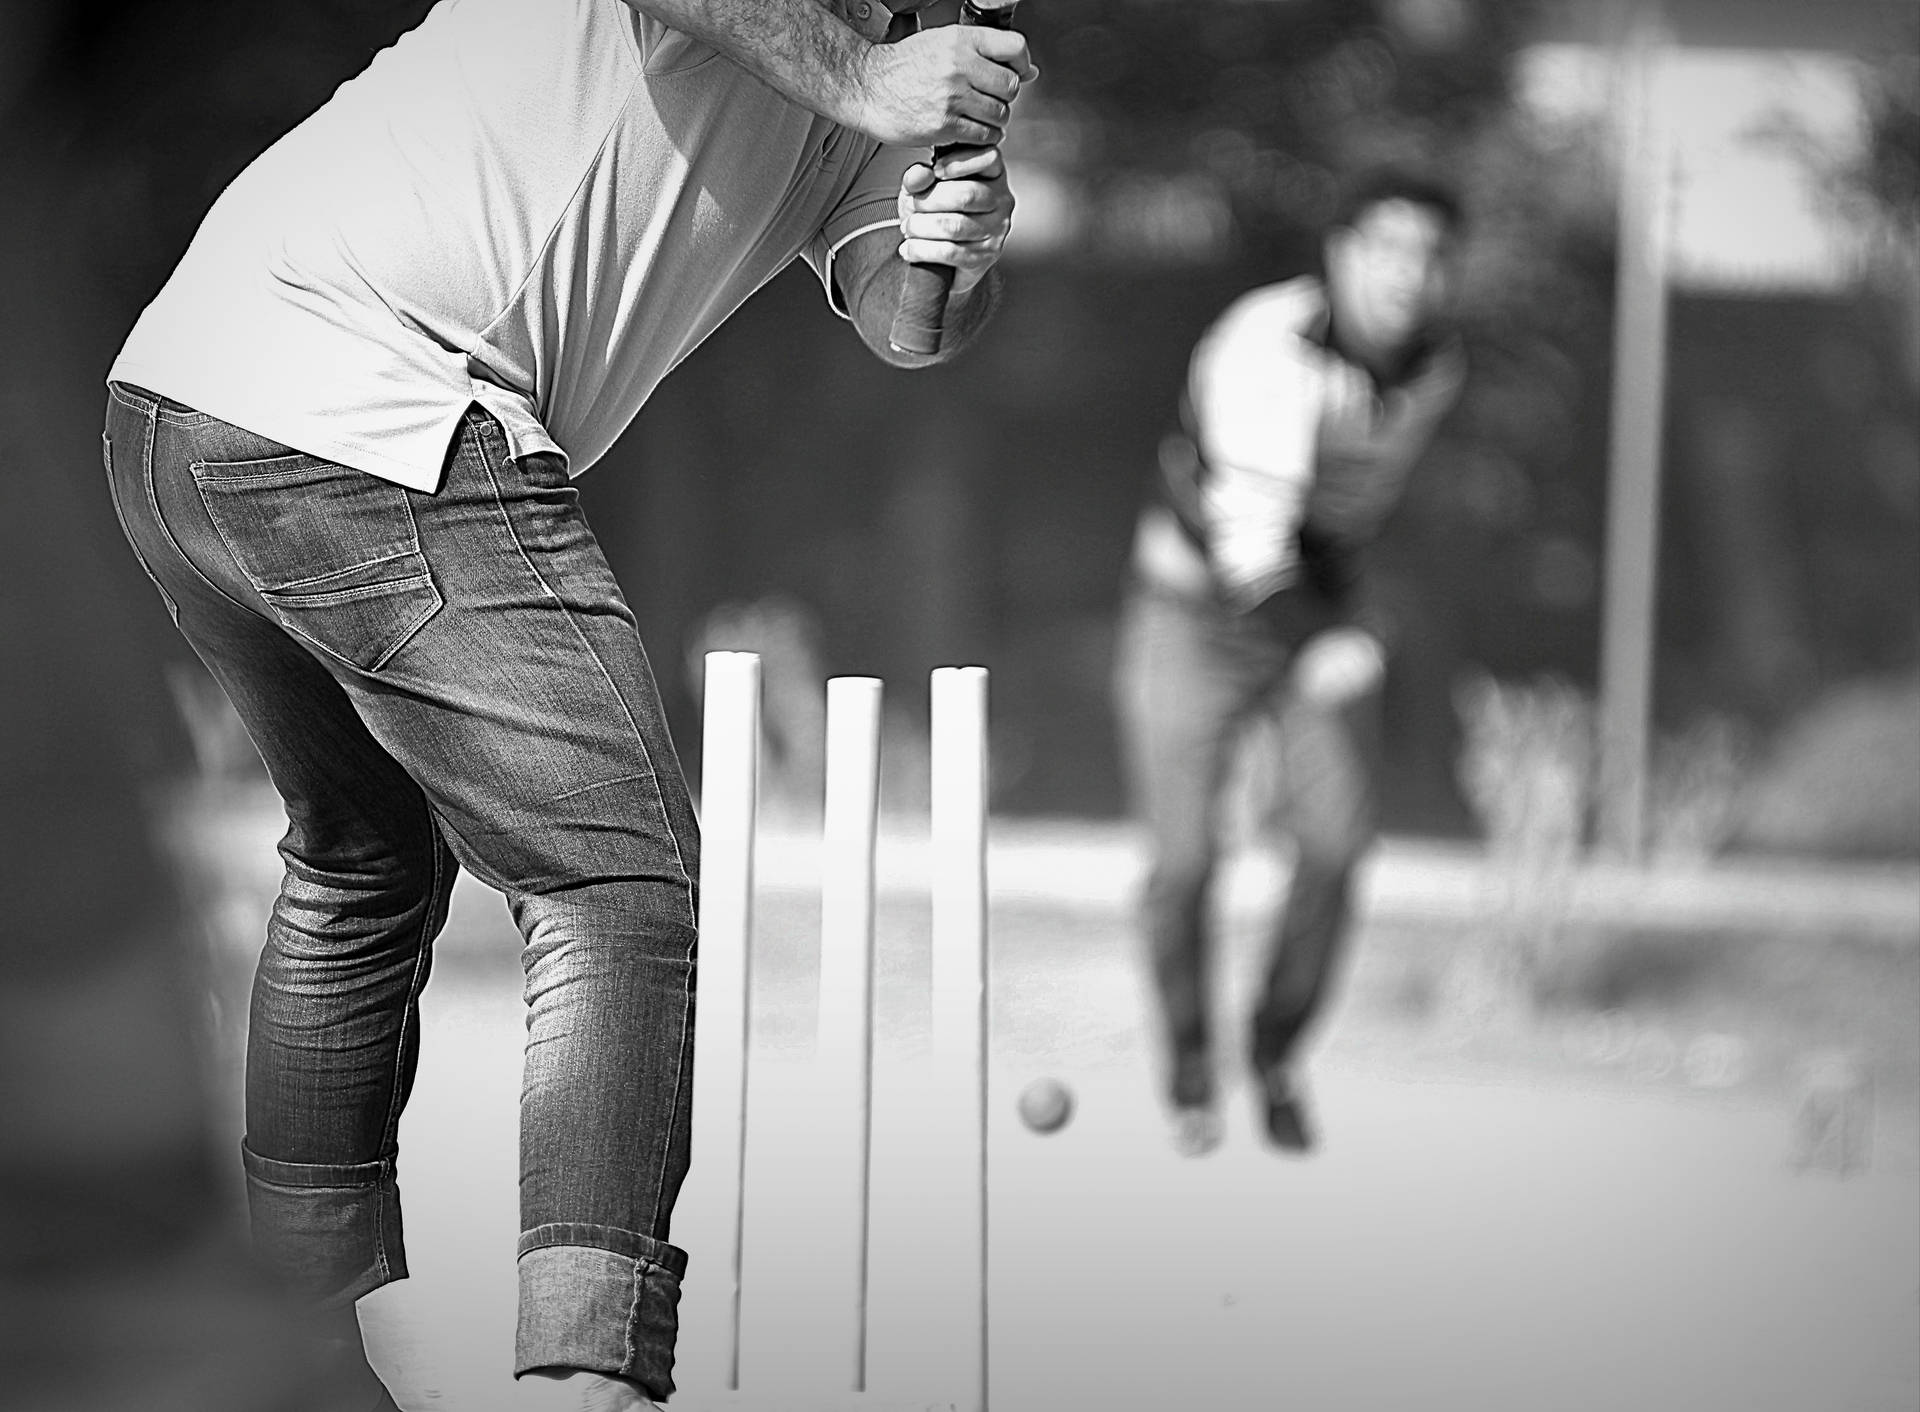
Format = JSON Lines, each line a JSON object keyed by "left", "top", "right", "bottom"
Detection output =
{"left": 99, "top": 1, "right": 1031, "bottom": 1408}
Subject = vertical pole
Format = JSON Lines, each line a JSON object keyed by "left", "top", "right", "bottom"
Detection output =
{"left": 686, "top": 650, "right": 760, "bottom": 1392}
{"left": 817, "top": 676, "right": 883, "bottom": 1394}
{"left": 931, "top": 666, "right": 991, "bottom": 1412}
{"left": 1598, "top": 2, "right": 1676, "bottom": 861}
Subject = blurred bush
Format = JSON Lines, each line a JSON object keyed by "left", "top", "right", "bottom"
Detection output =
{"left": 1729, "top": 669, "right": 1920, "bottom": 860}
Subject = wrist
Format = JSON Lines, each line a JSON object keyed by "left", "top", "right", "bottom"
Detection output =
{"left": 832, "top": 38, "right": 888, "bottom": 134}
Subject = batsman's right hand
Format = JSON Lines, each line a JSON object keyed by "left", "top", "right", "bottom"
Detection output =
{"left": 850, "top": 24, "right": 1036, "bottom": 148}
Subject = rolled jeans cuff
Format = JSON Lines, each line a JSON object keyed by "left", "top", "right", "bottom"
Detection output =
{"left": 240, "top": 1141, "right": 407, "bottom": 1308}
{"left": 515, "top": 1224, "right": 688, "bottom": 1400}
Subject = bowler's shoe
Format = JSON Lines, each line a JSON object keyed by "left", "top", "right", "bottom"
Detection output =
{"left": 1168, "top": 1049, "right": 1223, "bottom": 1157}
{"left": 1258, "top": 1066, "right": 1315, "bottom": 1155}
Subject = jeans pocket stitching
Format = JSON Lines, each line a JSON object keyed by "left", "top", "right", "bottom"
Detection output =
{"left": 263, "top": 571, "right": 436, "bottom": 610}
{"left": 190, "top": 452, "right": 334, "bottom": 485}
{"left": 272, "top": 579, "right": 444, "bottom": 675}
{"left": 270, "top": 550, "right": 430, "bottom": 597}
{"left": 190, "top": 457, "right": 442, "bottom": 673}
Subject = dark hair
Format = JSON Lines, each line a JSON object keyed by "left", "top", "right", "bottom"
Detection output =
{"left": 1327, "top": 165, "right": 1466, "bottom": 238}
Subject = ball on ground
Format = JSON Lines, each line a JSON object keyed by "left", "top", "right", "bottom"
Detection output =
{"left": 1017, "top": 1077, "right": 1075, "bottom": 1135}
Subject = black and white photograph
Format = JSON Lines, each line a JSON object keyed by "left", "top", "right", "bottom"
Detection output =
{"left": 2, "top": 1, "right": 1916, "bottom": 1409}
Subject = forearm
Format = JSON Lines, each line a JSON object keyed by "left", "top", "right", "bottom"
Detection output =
{"left": 620, "top": 0, "right": 868, "bottom": 125}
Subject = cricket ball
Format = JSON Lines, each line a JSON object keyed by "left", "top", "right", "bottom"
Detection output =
{"left": 1017, "top": 1077, "right": 1074, "bottom": 1135}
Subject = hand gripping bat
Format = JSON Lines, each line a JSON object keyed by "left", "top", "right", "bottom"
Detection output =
{"left": 887, "top": 0, "right": 1022, "bottom": 357}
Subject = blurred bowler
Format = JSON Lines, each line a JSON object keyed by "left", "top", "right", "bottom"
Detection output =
{"left": 1113, "top": 167, "right": 1468, "bottom": 1157}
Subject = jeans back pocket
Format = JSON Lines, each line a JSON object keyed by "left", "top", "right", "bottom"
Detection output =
{"left": 192, "top": 453, "right": 444, "bottom": 673}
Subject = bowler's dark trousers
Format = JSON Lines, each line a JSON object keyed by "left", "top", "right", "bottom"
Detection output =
{"left": 1113, "top": 576, "right": 1381, "bottom": 1099}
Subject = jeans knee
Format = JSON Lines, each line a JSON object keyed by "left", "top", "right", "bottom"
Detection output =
{"left": 276, "top": 829, "right": 456, "bottom": 949}
{"left": 511, "top": 877, "right": 698, "bottom": 978}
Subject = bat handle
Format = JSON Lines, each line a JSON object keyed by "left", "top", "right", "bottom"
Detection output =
{"left": 888, "top": 143, "right": 965, "bottom": 357}
{"left": 887, "top": 0, "right": 1020, "bottom": 357}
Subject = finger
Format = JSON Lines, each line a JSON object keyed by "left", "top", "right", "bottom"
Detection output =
{"left": 967, "top": 28, "right": 1034, "bottom": 80}
{"left": 901, "top": 162, "right": 937, "bottom": 196}
{"left": 897, "top": 234, "right": 1004, "bottom": 270}
{"left": 957, "top": 53, "right": 1033, "bottom": 104}
{"left": 931, "top": 146, "right": 1004, "bottom": 182}
{"left": 967, "top": 62, "right": 1023, "bottom": 105}
{"left": 910, "top": 181, "right": 1005, "bottom": 216}
{"left": 939, "top": 116, "right": 1003, "bottom": 148}
{"left": 955, "top": 88, "right": 1012, "bottom": 136}
{"left": 901, "top": 210, "right": 1004, "bottom": 244}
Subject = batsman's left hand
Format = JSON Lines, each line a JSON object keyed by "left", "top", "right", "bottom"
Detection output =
{"left": 897, "top": 145, "right": 1014, "bottom": 296}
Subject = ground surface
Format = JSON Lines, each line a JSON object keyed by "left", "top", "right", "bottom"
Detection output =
{"left": 178, "top": 793, "right": 1920, "bottom": 1412}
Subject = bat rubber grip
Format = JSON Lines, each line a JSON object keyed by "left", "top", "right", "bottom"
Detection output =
{"left": 889, "top": 261, "right": 957, "bottom": 356}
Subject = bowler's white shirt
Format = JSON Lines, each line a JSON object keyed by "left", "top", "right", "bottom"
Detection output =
{"left": 1163, "top": 277, "right": 1462, "bottom": 610}
{"left": 110, "top": 0, "right": 914, "bottom": 490}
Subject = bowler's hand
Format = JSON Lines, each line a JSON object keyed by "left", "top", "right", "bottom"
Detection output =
{"left": 1292, "top": 627, "right": 1385, "bottom": 707}
{"left": 896, "top": 146, "right": 1014, "bottom": 296}
{"left": 852, "top": 25, "right": 1035, "bottom": 147}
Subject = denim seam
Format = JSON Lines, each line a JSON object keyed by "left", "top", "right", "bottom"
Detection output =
{"left": 475, "top": 434, "right": 694, "bottom": 927}
{"left": 360, "top": 812, "right": 446, "bottom": 1288}
{"left": 623, "top": 1259, "right": 643, "bottom": 1380}
{"left": 108, "top": 381, "right": 214, "bottom": 426}
{"left": 132, "top": 404, "right": 273, "bottom": 622}
{"left": 241, "top": 1138, "right": 394, "bottom": 1186}
{"left": 106, "top": 383, "right": 152, "bottom": 417}
{"left": 371, "top": 1178, "right": 393, "bottom": 1287}
{"left": 101, "top": 430, "right": 181, "bottom": 622}
{"left": 377, "top": 808, "right": 448, "bottom": 1162}
{"left": 471, "top": 425, "right": 699, "bottom": 1235}
{"left": 515, "top": 1224, "right": 686, "bottom": 1274}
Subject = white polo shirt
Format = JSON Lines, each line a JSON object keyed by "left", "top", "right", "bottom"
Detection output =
{"left": 109, "top": 0, "right": 915, "bottom": 490}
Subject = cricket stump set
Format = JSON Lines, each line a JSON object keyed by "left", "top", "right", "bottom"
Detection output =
{"left": 677, "top": 651, "right": 993, "bottom": 1412}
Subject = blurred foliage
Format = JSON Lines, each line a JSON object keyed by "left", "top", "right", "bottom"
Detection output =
{"left": 1014, "top": 0, "right": 1550, "bottom": 261}
{"left": 1732, "top": 668, "right": 1920, "bottom": 860}
{"left": 1856, "top": 35, "right": 1920, "bottom": 224}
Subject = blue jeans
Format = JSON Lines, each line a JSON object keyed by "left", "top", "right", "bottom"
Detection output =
{"left": 103, "top": 384, "right": 697, "bottom": 1399}
{"left": 1113, "top": 582, "right": 1381, "bottom": 1093}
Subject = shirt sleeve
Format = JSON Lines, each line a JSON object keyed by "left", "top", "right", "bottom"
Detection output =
{"left": 801, "top": 142, "right": 919, "bottom": 320}
{"left": 1187, "top": 288, "right": 1325, "bottom": 610}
